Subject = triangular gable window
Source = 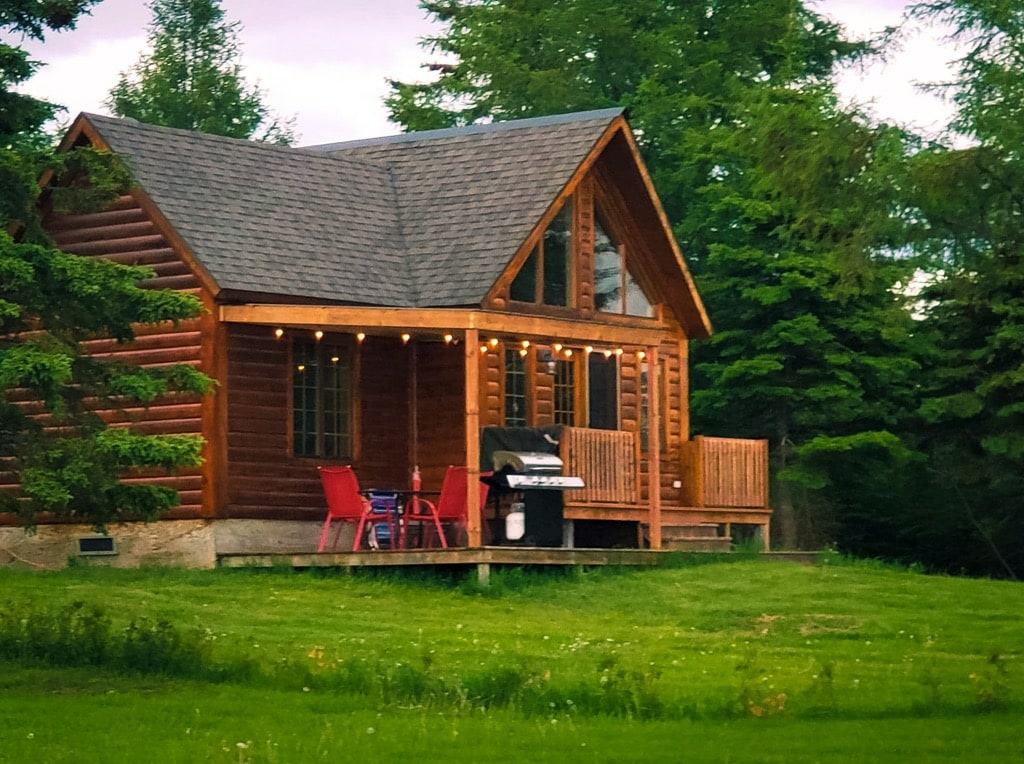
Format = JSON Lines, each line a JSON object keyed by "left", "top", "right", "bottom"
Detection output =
{"left": 594, "top": 214, "right": 653, "bottom": 317}
{"left": 510, "top": 201, "right": 572, "bottom": 307}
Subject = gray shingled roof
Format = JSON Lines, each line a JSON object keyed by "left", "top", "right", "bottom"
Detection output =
{"left": 83, "top": 108, "right": 622, "bottom": 308}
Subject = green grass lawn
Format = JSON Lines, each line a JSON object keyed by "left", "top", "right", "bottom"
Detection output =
{"left": 0, "top": 556, "right": 1021, "bottom": 762}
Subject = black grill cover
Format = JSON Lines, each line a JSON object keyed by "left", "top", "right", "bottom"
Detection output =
{"left": 480, "top": 426, "right": 563, "bottom": 471}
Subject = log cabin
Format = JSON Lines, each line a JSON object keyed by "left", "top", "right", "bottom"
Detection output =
{"left": 1, "top": 108, "right": 771, "bottom": 567}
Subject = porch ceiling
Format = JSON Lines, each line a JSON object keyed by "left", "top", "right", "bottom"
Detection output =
{"left": 219, "top": 304, "right": 670, "bottom": 346}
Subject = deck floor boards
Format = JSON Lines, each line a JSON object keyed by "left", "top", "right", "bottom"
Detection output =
{"left": 218, "top": 546, "right": 662, "bottom": 569}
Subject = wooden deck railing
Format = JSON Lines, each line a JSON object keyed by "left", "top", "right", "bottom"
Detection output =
{"left": 560, "top": 427, "right": 640, "bottom": 505}
{"left": 680, "top": 436, "right": 769, "bottom": 508}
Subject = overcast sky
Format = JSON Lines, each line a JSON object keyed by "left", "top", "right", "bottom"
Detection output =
{"left": 7, "top": 0, "right": 958, "bottom": 146}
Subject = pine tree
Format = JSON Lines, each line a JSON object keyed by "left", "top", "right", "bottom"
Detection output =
{"left": 107, "top": 0, "right": 295, "bottom": 144}
{"left": 1, "top": 1, "right": 212, "bottom": 530}
{"left": 903, "top": 0, "right": 1024, "bottom": 577}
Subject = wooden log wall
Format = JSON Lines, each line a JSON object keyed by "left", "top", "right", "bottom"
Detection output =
{"left": 224, "top": 329, "right": 416, "bottom": 518}
{"left": 652, "top": 334, "right": 688, "bottom": 506}
{"left": 223, "top": 325, "right": 304, "bottom": 517}
{"left": 575, "top": 178, "right": 596, "bottom": 315}
{"left": 359, "top": 337, "right": 411, "bottom": 489}
{"left": 0, "top": 195, "right": 207, "bottom": 521}
{"left": 481, "top": 347, "right": 503, "bottom": 428}
{"left": 413, "top": 341, "right": 466, "bottom": 490}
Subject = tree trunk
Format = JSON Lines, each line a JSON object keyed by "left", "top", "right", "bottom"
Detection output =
{"left": 772, "top": 472, "right": 799, "bottom": 550}
{"left": 771, "top": 434, "right": 799, "bottom": 549}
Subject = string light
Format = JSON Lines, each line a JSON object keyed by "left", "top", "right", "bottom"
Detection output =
{"left": 519, "top": 348, "right": 528, "bottom": 357}
{"left": 274, "top": 328, "right": 284, "bottom": 339}
{"left": 637, "top": 350, "right": 646, "bottom": 360}
{"left": 480, "top": 344, "right": 489, "bottom": 353}
{"left": 564, "top": 348, "right": 573, "bottom": 358}
{"left": 553, "top": 343, "right": 563, "bottom": 353}
{"left": 615, "top": 348, "right": 624, "bottom": 356}
{"left": 521, "top": 340, "right": 530, "bottom": 349}
{"left": 604, "top": 349, "right": 613, "bottom": 358}
{"left": 584, "top": 345, "right": 594, "bottom": 355}
{"left": 443, "top": 333, "right": 454, "bottom": 345}
{"left": 314, "top": 330, "right": 323, "bottom": 341}
{"left": 401, "top": 333, "right": 411, "bottom": 344}
{"left": 356, "top": 332, "right": 366, "bottom": 343}
{"left": 489, "top": 337, "right": 499, "bottom": 348}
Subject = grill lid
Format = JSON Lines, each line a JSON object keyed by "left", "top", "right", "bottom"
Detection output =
{"left": 492, "top": 450, "right": 563, "bottom": 474}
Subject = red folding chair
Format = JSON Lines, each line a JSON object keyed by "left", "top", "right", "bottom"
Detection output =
{"left": 402, "top": 466, "right": 491, "bottom": 549}
{"left": 317, "top": 466, "right": 396, "bottom": 552}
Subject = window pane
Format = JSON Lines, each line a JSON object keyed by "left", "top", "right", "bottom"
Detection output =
{"left": 594, "top": 218, "right": 622, "bottom": 313}
{"left": 625, "top": 268, "right": 654, "bottom": 317}
{"left": 504, "top": 349, "right": 527, "bottom": 426}
{"left": 587, "top": 353, "right": 618, "bottom": 430}
{"left": 553, "top": 357, "right": 575, "bottom": 426}
{"left": 292, "top": 338, "right": 351, "bottom": 458}
{"left": 510, "top": 248, "right": 537, "bottom": 302}
{"left": 321, "top": 346, "right": 351, "bottom": 459}
{"left": 293, "top": 340, "right": 318, "bottom": 456}
{"left": 542, "top": 203, "right": 571, "bottom": 306}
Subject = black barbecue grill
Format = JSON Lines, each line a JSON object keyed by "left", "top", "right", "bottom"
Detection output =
{"left": 491, "top": 451, "right": 585, "bottom": 490}
{"left": 481, "top": 430, "right": 585, "bottom": 546}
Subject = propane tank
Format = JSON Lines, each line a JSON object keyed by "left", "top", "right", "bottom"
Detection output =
{"left": 505, "top": 502, "right": 525, "bottom": 541}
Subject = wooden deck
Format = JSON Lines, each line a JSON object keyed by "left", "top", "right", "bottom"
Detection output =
{"left": 216, "top": 547, "right": 816, "bottom": 584}
{"left": 218, "top": 546, "right": 660, "bottom": 569}
{"left": 218, "top": 545, "right": 662, "bottom": 582}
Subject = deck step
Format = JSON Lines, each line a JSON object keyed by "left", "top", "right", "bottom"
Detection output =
{"left": 650, "top": 524, "right": 732, "bottom": 552}
{"left": 660, "top": 537, "right": 733, "bottom": 552}
{"left": 662, "top": 523, "right": 721, "bottom": 540}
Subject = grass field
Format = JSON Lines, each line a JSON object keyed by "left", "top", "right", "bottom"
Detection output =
{"left": 0, "top": 555, "right": 1021, "bottom": 762}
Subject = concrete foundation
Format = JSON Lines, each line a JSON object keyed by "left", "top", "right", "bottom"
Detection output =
{"left": 0, "top": 519, "right": 330, "bottom": 570}
{"left": 0, "top": 520, "right": 217, "bottom": 570}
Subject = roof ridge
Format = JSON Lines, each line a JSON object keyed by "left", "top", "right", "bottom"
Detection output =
{"left": 305, "top": 107, "right": 625, "bottom": 153}
{"left": 80, "top": 112, "right": 391, "bottom": 174}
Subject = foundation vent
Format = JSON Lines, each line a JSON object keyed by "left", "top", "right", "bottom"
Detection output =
{"left": 77, "top": 536, "right": 117, "bottom": 556}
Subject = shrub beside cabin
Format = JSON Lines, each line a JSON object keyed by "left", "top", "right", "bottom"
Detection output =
{"left": 0, "top": 109, "right": 770, "bottom": 568}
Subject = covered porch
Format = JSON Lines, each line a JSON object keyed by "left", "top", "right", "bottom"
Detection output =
{"left": 218, "top": 304, "right": 771, "bottom": 552}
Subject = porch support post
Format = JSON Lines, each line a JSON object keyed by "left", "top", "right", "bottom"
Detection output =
{"left": 647, "top": 346, "right": 662, "bottom": 549}
{"left": 464, "top": 328, "right": 482, "bottom": 547}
